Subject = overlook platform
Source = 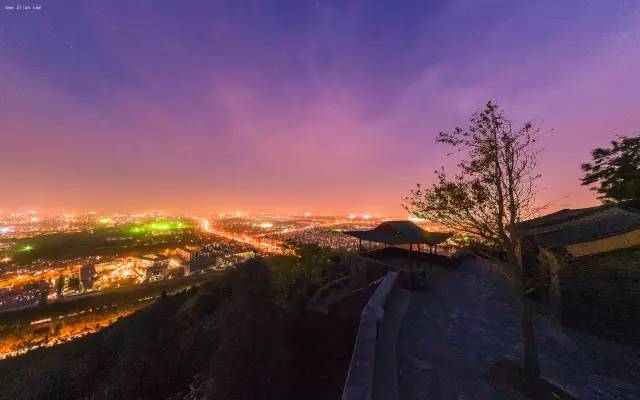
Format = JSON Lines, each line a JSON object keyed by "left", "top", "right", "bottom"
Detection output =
{"left": 343, "top": 253, "right": 640, "bottom": 400}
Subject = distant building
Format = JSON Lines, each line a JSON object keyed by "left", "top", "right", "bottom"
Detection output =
{"left": 216, "top": 251, "right": 254, "bottom": 269}
{"left": 62, "top": 275, "right": 80, "bottom": 294}
{"left": 185, "top": 256, "right": 216, "bottom": 276}
{"left": 517, "top": 203, "right": 640, "bottom": 345}
{"left": 136, "top": 254, "right": 170, "bottom": 282}
{"left": 95, "top": 260, "right": 120, "bottom": 273}
{"left": 173, "top": 247, "right": 194, "bottom": 262}
{"left": 79, "top": 264, "right": 96, "bottom": 291}
{"left": 136, "top": 254, "right": 166, "bottom": 266}
{"left": 145, "top": 263, "right": 169, "bottom": 282}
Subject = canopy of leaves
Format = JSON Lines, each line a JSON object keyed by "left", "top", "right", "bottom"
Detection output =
{"left": 581, "top": 136, "right": 640, "bottom": 203}
{"left": 404, "top": 101, "right": 543, "bottom": 251}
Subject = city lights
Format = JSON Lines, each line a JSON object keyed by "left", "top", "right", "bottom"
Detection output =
{"left": 0, "top": 210, "right": 389, "bottom": 362}
{"left": 0, "top": 212, "right": 383, "bottom": 310}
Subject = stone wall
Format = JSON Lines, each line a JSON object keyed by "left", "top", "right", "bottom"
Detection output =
{"left": 561, "top": 247, "right": 640, "bottom": 346}
{"left": 342, "top": 272, "right": 398, "bottom": 400}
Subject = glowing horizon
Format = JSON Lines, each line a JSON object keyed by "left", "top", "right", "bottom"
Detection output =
{"left": 2, "top": 1, "right": 639, "bottom": 215}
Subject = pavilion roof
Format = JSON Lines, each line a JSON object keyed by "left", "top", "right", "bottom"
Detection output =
{"left": 343, "top": 220, "right": 453, "bottom": 246}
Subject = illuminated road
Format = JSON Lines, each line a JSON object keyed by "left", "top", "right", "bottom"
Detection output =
{"left": 202, "top": 226, "right": 284, "bottom": 253}
{"left": 202, "top": 219, "right": 374, "bottom": 253}
{"left": 255, "top": 219, "right": 365, "bottom": 237}
{"left": 0, "top": 268, "right": 226, "bottom": 315}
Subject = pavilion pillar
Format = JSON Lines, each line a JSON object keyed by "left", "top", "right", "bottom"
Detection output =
{"left": 359, "top": 238, "right": 362, "bottom": 253}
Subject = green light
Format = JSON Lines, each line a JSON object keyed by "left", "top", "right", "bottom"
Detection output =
{"left": 126, "top": 220, "right": 188, "bottom": 235}
{"left": 20, "top": 244, "right": 34, "bottom": 252}
{"left": 149, "top": 222, "right": 170, "bottom": 231}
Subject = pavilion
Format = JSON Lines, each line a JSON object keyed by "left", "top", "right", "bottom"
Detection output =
{"left": 343, "top": 220, "right": 453, "bottom": 255}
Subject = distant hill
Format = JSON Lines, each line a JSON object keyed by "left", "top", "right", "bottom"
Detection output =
{"left": 0, "top": 248, "right": 360, "bottom": 400}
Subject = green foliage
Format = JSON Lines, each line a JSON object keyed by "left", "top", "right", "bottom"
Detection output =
{"left": 37, "top": 289, "right": 48, "bottom": 307}
{"left": 67, "top": 276, "right": 80, "bottom": 292}
{"left": 581, "top": 135, "right": 640, "bottom": 203}
{"left": 55, "top": 276, "right": 64, "bottom": 296}
{"left": 266, "top": 243, "right": 347, "bottom": 310}
{"left": 205, "top": 259, "right": 290, "bottom": 399}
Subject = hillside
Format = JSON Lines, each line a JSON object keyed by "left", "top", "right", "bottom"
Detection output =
{"left": 0, "top": 247, "right": 360, "bottom": 400}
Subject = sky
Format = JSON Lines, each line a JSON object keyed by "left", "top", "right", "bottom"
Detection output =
{"left": 1, "top": 0, "right": 639, "bottom": 215}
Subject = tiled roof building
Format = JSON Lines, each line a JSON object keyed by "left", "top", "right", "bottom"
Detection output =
{"left": 517, "top": 203, "right": 640, "bottom": 345}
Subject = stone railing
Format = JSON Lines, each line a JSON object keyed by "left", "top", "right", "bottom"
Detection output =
{"left": 343, "top": 255, "right": 395, "bottom": 288}
{"left": 342, "top": 271, "right": 398, "bottom": 400}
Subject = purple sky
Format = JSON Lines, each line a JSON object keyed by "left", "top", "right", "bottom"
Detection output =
{"left": 1, "top": 0, "right": 639, "bottom": 215}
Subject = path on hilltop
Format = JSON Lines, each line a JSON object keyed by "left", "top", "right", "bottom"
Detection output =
{"left": 397, "top": 259, "right": 640, "bottom": 400}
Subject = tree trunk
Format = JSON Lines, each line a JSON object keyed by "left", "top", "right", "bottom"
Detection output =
{"left": 507, "top": 241, "right": 541, "bottom": 392}
{"left": 519, "top": 288, "right": 541, "bottom": 391}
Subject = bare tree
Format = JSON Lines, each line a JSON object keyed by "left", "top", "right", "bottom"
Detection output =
{"left": 404, "top": 101, "right": 544, "bottom": 390}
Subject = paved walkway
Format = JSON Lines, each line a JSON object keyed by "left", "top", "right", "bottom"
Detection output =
{"left": 397, "top": 258, "right": 640, "bottom": 400}
{"left": 374, "top": 288, "right": 411, "bottom": 400}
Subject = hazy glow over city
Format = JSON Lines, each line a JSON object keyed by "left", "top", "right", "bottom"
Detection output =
{"left": 1, "top": 1, "right": 639, "bottom": 214}
{"left": 1, "top": 3, "right": 640, "bottom": 398}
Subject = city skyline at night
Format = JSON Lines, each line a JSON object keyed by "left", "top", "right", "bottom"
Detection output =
{"left": 2, "top": 1, "right": 639, "bottom": 214}
{"left": 2, "top": 2, "right": 640, "bottom": 398}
